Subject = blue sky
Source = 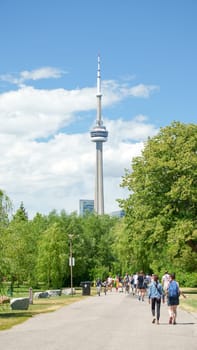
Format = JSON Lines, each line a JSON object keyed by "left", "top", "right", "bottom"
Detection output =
{"left": 0, "top": 0, "right": 196, "bottom": 217}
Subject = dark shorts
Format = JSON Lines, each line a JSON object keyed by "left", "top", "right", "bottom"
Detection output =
{"left": 138, "top": 284, "right": 146, "bottom": 290}
{"left": 168, "top": 296, "right": 179, "bottom": 306}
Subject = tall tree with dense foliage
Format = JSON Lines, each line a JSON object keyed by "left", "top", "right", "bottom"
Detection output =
{"left": 0, "top": 190, "right": 12, "bottom": 292}
{"left": 0, "top": 189, "right": 12, "bottom": 226}
{"left": 73, "top": 213, "right": 118, "bottom": 281}
{"left": 35, "top": 222, "right": 68, "bottom": 288}
{"left": 119, "top": 122, "right": 197, "bottom": 285}
{"left": 3, "top": 204, "right": 38, "bottom": 288}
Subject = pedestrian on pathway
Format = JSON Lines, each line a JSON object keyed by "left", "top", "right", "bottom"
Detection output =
{"left": 124, "top": 272, "right": 130, "bottom": 293}
{"left": 96, "top": 278, "right": 102, "bottom": 296}
{"left": 115, "top": 275, "right": 119, "bottom": 292}
{"left": 148, "top": 274, "right": 165, "bottom": 325}
{"left": 133, "top": 272, "right": 138, "bottom": 296}
{"left": 166, "top": 273, "right": 186, "bottom": 324}
{"left": 137, "top": 271, "right": 146, "bottom": 301}
{"left": 162, "top": 271, "right": 170, "bottom": 293}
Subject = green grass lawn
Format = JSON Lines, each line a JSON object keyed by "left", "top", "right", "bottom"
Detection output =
{"left": 179, "top": 288, "right": 197, "bottom": 313}
{"left": 0, "top": 292, "right": 85, "bottom": 331}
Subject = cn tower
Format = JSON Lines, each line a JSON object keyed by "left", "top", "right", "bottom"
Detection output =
{"left": 90, "top": 56, "right": 108, "bottom": 215}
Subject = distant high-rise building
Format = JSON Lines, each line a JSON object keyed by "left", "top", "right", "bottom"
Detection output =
{"left": 110, "top": 210, "right": 125, "bottom": 218}
{"left": 79, "top": 199, "right": 94, "bottom": 216}
{"left": 90, "top": 56, "right": 108, "bottom": 215}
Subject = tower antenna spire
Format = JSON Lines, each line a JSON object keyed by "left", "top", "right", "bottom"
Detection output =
{"left": 97, "top": 54, "right": 101, "bottom": 97}
{"left": 90, "top": 55, "right": 108, "bottom": 215}
{"left": 96, "top": 54, "right": 102, "bottom": 126}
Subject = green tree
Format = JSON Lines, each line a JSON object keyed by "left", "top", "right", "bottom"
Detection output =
{"left": 35, "top": 222, "right": 68, "bottom": 288}
{"left": 80, "top": 214, "right": 118, "bottom": 280}
{"left": 3, "top": 204, "right": 38, "bottom": 288}
{"left": 12, "top": 202, "right": 28, "bottom": 221}
{"left": 0, "top": 189, "right": 12, "bottom": 226}
{"left": 119, "top": 122, "right": 197, "bottom": 284}
{"left": 0, "top": 190, "right": 12, "bottom": 293}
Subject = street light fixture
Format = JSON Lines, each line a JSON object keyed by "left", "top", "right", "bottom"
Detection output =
{"left": 68, "top": 234, "right": 74, "bottom": 296}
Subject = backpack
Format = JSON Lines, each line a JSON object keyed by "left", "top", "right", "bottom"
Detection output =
{"left": 168, "top": 280, "right": 179, "bottom": 297}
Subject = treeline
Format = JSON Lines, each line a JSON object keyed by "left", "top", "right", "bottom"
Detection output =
{"left": 0, "top": 204, "right": 121, "bottom": 289}
{"left": 0, "top": 121, "right": 196, "bottom": 289}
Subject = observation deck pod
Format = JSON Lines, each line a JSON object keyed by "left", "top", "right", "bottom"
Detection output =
{"left": 90, "top": 126, "right": 108, "bottom": 142}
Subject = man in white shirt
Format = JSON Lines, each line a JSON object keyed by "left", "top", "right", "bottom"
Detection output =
{"left": 162, "top": 271, "right": 170, "bottom": 292}
{"left": 133, "top": 272, "right": 138, "bottom": 295}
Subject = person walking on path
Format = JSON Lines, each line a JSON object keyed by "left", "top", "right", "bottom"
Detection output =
{"left": 124, "top": 272, "right": 130, "bottom": 293}
{"left": 96, "top": 278, "right": 102, "bottom": 296}
{"left": 166, "top": 273, "right": 186, "bottom": 325}
{"left": 162, "top": 271, "right": 169, "bottom": 293}
{"left": 115, "top": 275, "right": 119, "bottom": 292}
{"left": 137, "top": 271, "right": 146, "bottom": 301}
{"left": 133, "top": 272, "right": 138, "bottom": 295}
{"left": 148, "top": 274, "right": 165, "bottom": 325}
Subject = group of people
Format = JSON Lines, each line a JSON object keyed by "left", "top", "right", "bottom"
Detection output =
{"left": 127, "top": 270, "right": 185, "bottom": 325}
{"left": 149, "top": 271, "right": 186, "bottom": 325}
{"left": 96, "top": 271, "right": 186, "bottom": 325}
{"left": 131, "top": 270, "right": 186, "bottom": 325}
{"left": 95, "top": 276, "right": 114, "bottom": 296}
{"left": 96, "top": 275, "right": 131, "bottom": 295}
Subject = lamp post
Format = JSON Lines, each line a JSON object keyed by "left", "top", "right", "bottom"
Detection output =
{"left": 68, "top": 234, "right": 74, "bottom": 296}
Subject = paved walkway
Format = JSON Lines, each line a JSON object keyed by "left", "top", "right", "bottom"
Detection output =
{"left": 0, "top": 291, "right": 196, "bottom": 350}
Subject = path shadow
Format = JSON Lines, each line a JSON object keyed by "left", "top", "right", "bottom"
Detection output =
{"left": 159, "top": 322, "right": 195, "bottom": 326}
{"left": 0, "top": 312, "right": 32, "bottom": 318}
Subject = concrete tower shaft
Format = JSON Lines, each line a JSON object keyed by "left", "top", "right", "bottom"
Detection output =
{"left": 90, "top": 56, "right": 108, "bottom": 215}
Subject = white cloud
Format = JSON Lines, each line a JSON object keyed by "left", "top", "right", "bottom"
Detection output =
{"left": 105, "top": 116, "right": 157, "bottom": 145}
{"left": 0, "top": 86, "right": 94, "bottom": 139}
{"left": 20, "top": 67, "right": 64, "bottom": 81}
{"left": 0, "top": 67, "right": 65, "bottom": 87}
{"left": 0, "top": 75, "right": 159, "bottom": 218}
{"left": 128, "top": 84, "right": 159, "bottom": 98}
{"left": 102, "top": 81, "right": 159, "bottom": 105}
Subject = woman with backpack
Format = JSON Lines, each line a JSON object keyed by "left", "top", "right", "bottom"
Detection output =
{"left": 148, "top": 274, "right": 165, "bottom": 325}
{"left": 166, "top": 273, "right": 186, "bottom": 324}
